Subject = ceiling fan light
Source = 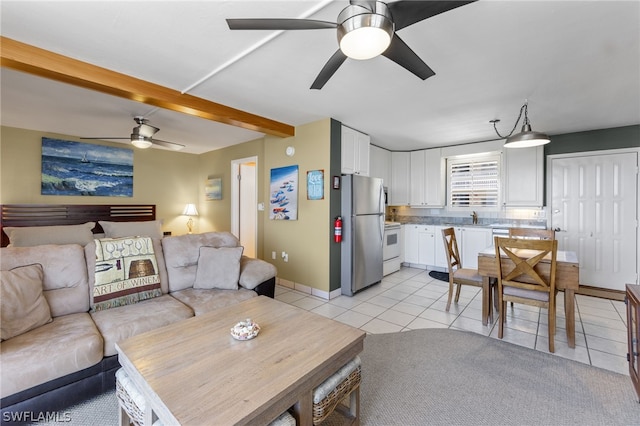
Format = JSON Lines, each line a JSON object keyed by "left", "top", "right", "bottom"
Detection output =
{"left": 337, "top": 2, "right": 393, "bottom": 60}
{"left": 504, "top": 124, "right": 551, "bottom": 148}
{"left": 131, "top": 134, "right": 153, "bottom": 149}
{"left": 340, "top": 26, "right": 392, "bottom": 60}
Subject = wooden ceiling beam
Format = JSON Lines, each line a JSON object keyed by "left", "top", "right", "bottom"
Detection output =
{"left": 0, "top": 36, "right": 295, "bottom": 138}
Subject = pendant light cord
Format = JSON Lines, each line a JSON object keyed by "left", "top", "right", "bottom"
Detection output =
{"left": 493, "top": 102, "right": 529, "bottom": 139}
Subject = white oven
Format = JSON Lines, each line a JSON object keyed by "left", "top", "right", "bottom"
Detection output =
{"left": 383, "top": 222, "right": 401, "bottom": 275}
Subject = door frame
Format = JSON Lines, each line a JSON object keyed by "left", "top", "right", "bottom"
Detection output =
{"left": 231, "top": 156, "right": 258, "bottom": 258}
{"left": 546, "top": 147, "right": 639, "bottom": 286}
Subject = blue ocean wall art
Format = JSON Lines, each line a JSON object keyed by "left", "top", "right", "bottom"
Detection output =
{"left": 269, "top": 165, "right": 298, "bottom": 220}
{"left": 41, "top": 138, "right": 133, "bottom": 197}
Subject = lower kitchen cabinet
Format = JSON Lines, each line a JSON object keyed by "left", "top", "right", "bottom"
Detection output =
{"left": 404, "top": 224, "right": 435, "bottom": 268}
{"left": 456, "top": 227, "right": 492, "bottom": 270}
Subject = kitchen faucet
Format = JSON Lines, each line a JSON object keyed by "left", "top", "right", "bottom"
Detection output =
{"left": 471, "top": 211, "right": 478, "bottom": 225}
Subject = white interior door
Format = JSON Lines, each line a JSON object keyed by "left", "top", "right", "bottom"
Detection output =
{"left": 550, "top": 150, "right": 638, "bottom": 290}
{"left": 231, "top": 157, "right": 257, "bottom": 258}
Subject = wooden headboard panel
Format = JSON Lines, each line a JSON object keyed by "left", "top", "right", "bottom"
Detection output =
{"left": 0, "top": 204, "right": 156, "bottom": 247}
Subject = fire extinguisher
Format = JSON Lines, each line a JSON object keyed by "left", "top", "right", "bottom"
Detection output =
{"left": 334, "top": 216, "right": 342, "bottom": 243}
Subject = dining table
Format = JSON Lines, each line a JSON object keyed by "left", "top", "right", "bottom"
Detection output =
{"left": 477, "top": 246, "right": 580, "bottom": 348}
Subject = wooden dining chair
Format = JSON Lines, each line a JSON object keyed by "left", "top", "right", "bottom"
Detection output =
{"left": 508, "top": 228, "right": 555, "bottom": 240}
{"left": 494, "top": 236, "right": 558, "bottom": 352}
{"left": 441, "top": 227, "right": 484, "bottom": 312}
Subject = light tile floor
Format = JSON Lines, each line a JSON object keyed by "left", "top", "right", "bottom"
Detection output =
{"left": 275, "top": 266, "right": 630, "bottom": 376}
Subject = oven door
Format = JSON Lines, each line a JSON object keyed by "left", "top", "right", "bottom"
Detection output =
{"left": 383, "top": 226, "right": 401, "bottom": 261}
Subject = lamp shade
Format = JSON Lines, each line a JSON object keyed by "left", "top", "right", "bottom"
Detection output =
{"left": 182, "top": 204, "right": 199, "bottom": 216}
{"left": 504, "top": 124, "right": 551, "bottom": 148}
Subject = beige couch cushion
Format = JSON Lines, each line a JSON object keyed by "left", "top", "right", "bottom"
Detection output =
{"left": 1, "top": 264, "right": 52, "bottom": 340}
{"left": 162, "top": 232, "right": 240, "bottom": 292}
{"left": 0, "top": 312, "right": 103, "bottom": 398}
{"left": 3, "top": 222, "right": 95, "bottom": 247}
{"left": 239, "top": 256, "right": 278, "bottom": 290}
{"left": 90, "top": 295, "right": 193, "bottom": 356}
{"left": 194, "top": 246, "right": 243, "bottom": 290}
{"left": 0, "top": 244, "right": 90, "bottom": 317}
{"left": 170, "top": 288, "right": 257, "bottom": 316}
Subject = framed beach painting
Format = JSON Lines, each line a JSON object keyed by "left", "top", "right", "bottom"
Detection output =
{"left": 205, "top": 178, "right": 222, "bottom": 200}
{"left": 269, "top": 165, "right": 298, "bottom": 220}
{"left": 41, "top": 138, "right": 133, "bottom": 197}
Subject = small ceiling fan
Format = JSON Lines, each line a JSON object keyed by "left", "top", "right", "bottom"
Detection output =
{"left": 227, "top": 0, "right": 476, "bottom": 89}
{"left": 81, "top": 117, "right": 185, "bottom": 150}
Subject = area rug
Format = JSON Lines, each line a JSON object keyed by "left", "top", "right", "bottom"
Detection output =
{"left": 30, "top": 329, "right": 638, "bottom": 425}
{"left": 428, "top": 270, "right": 449, "bottom": 282}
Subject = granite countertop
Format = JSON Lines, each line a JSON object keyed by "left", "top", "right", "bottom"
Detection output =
{"left": 392, "top": 216, "right": 547, "bottom": 230}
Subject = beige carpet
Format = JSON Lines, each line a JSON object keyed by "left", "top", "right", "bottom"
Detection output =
{"left": 30, "top": 329, "right": 639, "bottom": 425}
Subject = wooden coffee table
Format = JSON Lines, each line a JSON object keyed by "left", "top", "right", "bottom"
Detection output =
{"left": 115, "top": 296, "right": 365, "bottom": 425}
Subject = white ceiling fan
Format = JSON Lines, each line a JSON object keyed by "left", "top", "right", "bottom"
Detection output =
{"left": 81, "top": 117, "right": 185, "bottom": 150}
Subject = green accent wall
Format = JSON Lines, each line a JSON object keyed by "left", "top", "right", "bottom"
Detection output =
{"left": 546, "top": 125, "right": 639, "bottom": 155}
{"left": 329, "top": 119, "right": 342, "bottom": 292}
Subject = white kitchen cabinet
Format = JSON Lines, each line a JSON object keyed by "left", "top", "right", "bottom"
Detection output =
{"left": 369, "top": 145, "right": 391, "bottom": 186}
{"left": 456, "top": 227, "right": 492, "bottom": 270}
{"left": 410, "top": 148, "right": 445, "bottom": 208}
{"left": 404, "top": 224, "right": 435, "bottom": 268}
{"left": 390, "top": 151, "right": 410, "bottom": 205}
{"left": 433, "top": 226, "right": 449, "bottom": 269}
{"left": 341, "top": 125, "right": 370, "bottom": 176}
{"left": 503, "top": 145, "right": 543, "bottom": 207}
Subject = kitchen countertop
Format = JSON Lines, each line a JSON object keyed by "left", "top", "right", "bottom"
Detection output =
{"left": 391, "top": 216, "right": 547, "bottom": 230}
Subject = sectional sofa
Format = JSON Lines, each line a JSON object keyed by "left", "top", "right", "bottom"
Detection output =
{"left": 0, "top": 215, "right": 277, "bottom": 420}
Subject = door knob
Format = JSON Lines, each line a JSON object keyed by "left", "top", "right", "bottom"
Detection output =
{"left": 553, "top": 227, "right": 563, "bottom": 232}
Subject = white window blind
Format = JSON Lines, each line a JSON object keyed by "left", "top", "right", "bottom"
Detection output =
{"left": 448, "top": 154, "right": 501, "bottom": 209}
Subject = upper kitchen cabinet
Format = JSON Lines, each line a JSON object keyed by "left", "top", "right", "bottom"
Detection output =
{"left": 390, "top": 152, "right": 410, "bottom": 205}
{"left": 503, "top": 145, "right": 544, "bottom": 207}
{"left": 410, "top": 148, "right": 445, "bottom": 208}
{"left": 341, "top": 125, "right": 370, "bottom": 176}
{"left": 369, "top": 145, "right": 391, "bottom": 186}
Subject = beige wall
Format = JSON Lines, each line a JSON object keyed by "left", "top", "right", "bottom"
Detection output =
{"left": 0, "top": 126, "right": 200, "bottom": 236}
{"left": 197, "top": 137, "right": 266, "bottom": 258}
{"left": 263, "top": 119, "right": 332, "bottom": 293}
{"left": 1, "top": 121, "right": 335, "bottom": 293}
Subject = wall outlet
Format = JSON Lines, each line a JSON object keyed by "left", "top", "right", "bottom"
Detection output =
{"left": 282, "top": 252, "right": 289, "bottom": 262}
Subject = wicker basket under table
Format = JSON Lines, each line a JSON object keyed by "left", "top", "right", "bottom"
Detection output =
{"left": 312, "top": 358, "right": 362, "bottom": 425}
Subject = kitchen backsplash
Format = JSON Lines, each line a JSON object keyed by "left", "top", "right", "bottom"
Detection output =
{"left": 386, "top": 206, "right": 548, "bottom": 228}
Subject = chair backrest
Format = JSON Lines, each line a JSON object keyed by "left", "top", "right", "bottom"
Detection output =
{"left": 494, "top": 236, "right": 558, "bottom": 295}
{"left": 441, "top": 227, "right": 462, "bottom": 272}
{"left": 508, "top": 227, "right": 555, "bottom": 240}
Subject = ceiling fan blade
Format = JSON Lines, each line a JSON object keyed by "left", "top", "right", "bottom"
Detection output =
{"left": 310, "top": 50, "right": 348, "bottom": 90}
{"left": 80, "top": 137, "right": 129, "bottom": 140}
{"left": 382, "top": 35, "right": 435, "bottom": 80}
{"left": 150, "top": 139, "right": 185, "bottom": 151}
{"left": 388, "top": 0, "right": 477, "bottom": 31}
{"left": 227, "top": 18, "right": 336, "bottom": 30}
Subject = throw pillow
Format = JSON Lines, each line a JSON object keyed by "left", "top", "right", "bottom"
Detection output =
{"left": 99, "top": 220, "right": 163, "bottom": 239}
{"left": 1, "top": 264, "right": 52, "bottom": 340}
{"left": 194, "top": 246, "right": 244, "bottom": 290}
{"left": 3, "top": 222, "right": 95, "bottom": 247}
{"left": 92, "top": 236, "right": 162, "bottom": 311}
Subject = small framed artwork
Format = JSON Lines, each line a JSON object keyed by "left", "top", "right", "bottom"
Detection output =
{"left": 333, "top": 175, "right": 341, "bottom": 190}
{"left": 307, "top": 170, "right": 324, "bottom": 200}
{"left": 205, "top": 178, "right": 222, "bottom": 200}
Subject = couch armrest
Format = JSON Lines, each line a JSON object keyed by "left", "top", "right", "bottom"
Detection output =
{"left": 239, "top": 256, "right": 277, "bottom": 290}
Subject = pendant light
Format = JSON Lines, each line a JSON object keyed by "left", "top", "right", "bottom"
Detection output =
{"left": 491, "top": 100, "right": 550, "bottom": 148}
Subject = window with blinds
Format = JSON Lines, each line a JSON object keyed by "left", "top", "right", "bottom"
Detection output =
{"left": 448, "top": 153, "right": 501, "bottom": 209}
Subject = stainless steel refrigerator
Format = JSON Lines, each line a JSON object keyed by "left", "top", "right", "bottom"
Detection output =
{"left": 341, "top": 175, "right": 385, "bottom": 296}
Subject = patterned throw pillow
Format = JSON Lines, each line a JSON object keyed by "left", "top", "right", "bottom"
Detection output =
{"left": 92, "top": 236, "right": 162, "bottom": 311}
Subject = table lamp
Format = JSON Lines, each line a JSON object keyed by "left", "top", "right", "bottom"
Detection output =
{"left": 182, "top": 203, "right": 199, "bottom": 234}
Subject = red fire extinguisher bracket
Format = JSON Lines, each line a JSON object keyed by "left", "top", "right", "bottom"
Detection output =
{"left": 334, "top": 216, "right": 342, "bottom": 243}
